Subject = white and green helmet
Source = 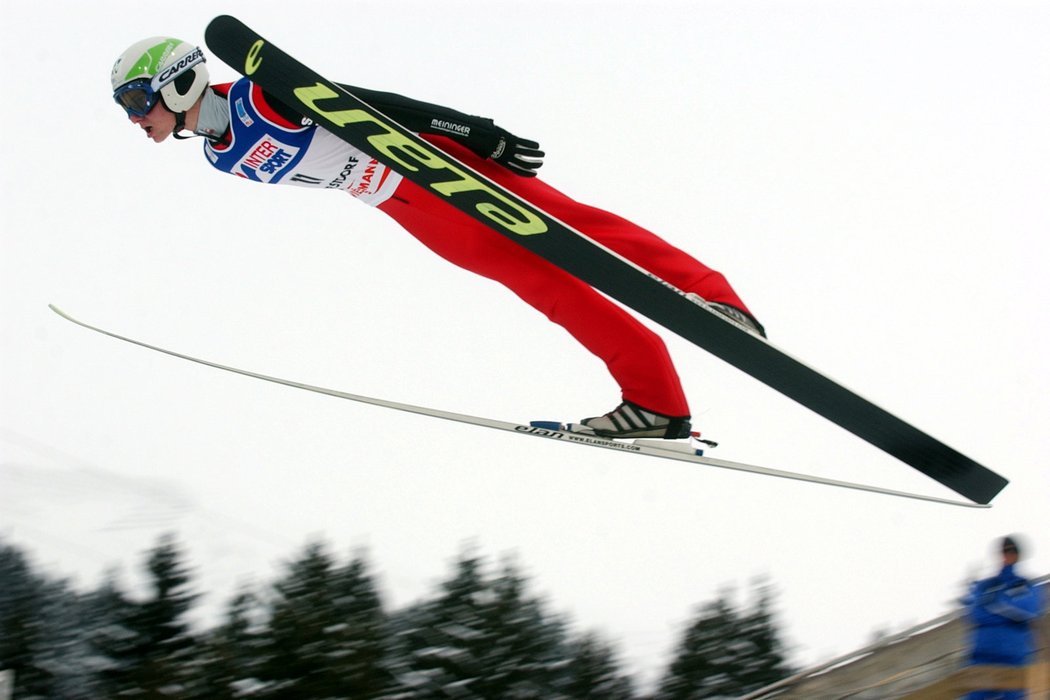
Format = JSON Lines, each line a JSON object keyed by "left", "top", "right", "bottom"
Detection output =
{"left": 111, "top": 37, "right": 208, "bottom": 116}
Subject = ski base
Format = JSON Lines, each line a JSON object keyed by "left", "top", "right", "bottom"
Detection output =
{"left": 50, "top": 305, "right": 989, "bottom": 509}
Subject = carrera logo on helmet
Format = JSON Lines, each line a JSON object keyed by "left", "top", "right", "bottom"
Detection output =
{"left": 155, "top": 47, "right": 204, "bottom": 86}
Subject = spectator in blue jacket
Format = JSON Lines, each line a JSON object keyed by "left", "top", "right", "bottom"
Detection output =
{"left": 964, "top": 535, "right": 1044, "bottom": 700}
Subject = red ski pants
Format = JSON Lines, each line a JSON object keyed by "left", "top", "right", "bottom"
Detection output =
{"left": 376, "top": 135, "right": 751, "bottom": 417}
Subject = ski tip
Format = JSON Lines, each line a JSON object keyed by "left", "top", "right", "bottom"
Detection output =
{"left": 204, "top": 15, "right": 248, "bottom": 48}
{"left": 49, "top": 304, "right": 94, "bottom": 331}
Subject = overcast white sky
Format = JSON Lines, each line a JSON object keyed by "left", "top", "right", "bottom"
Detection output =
{"left": 2, "top": 0, "right": 1048, "bottom": 687}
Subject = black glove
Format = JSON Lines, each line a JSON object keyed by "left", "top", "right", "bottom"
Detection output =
{"left": 489, "top": 128, "right": 545, "bottom": 177}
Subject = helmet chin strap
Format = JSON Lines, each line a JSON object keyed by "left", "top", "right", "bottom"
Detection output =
{"left": 171, "top": 110, "right": 194, "bottom": 140}
{"left": 170, "top": 90, "right": 229, "bottom": 142}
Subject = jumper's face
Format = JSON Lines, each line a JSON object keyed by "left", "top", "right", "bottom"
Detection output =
{"left": 128, "top": 101, "right": 177, "bottom": 143}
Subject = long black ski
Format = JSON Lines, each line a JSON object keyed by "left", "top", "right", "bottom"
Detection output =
{"left": 202, "top": 15, "right": 1008, "bottom": 504}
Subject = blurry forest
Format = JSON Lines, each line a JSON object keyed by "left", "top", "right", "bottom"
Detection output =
{"left": 0, "top": 535, "right": 794, "bottom": 699}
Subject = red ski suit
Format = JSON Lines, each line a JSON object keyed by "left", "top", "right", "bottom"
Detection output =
{"left": 380, "top": 135, "right": 751, "bottom": 417}
{"left": 203, "top": 81, "right": 753, "bottom": 418}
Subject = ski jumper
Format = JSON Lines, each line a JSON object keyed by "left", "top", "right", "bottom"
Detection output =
{"left": 203, "top": 78, "right": 756, "bottom": 417}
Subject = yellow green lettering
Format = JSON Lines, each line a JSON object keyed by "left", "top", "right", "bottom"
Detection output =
{"left": 292, "top": 83, "right": 548, "bottom": 236}
{"left": 245, "top": 40, "right": 264, "bottom": 76}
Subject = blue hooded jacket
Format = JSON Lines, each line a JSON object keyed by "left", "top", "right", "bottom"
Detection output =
{"left": 965, "top": 564, "right": 1043, "bottom": 665}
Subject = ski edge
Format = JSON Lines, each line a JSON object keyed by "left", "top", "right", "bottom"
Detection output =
{"left": 48, "top": 304, "right": 989, "bottom": 509}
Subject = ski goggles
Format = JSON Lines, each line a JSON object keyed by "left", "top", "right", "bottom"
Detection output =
{"left": 113, "top": 80, "right": 161, "bottom": 117}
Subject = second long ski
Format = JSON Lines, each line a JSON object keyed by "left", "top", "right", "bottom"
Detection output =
{"left": 201, "top": 15, "right": 1008, "bottom": 505}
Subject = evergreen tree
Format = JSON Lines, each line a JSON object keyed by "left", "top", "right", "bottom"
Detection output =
{"left": 0, "top": 541, "right": 101, "bottom": 699}
{"left": 478, "top": 559, "right": 568, "bottom": 697}
{"left": 390, "top": 551, "right": 571, "bottom": 698}
{"left": 656, "top": 582, "right": 792, "bottom": 699}
{"left": 560, "top": 632, "right": 636, "bottom": 700}
{"left": 195, "top": 588, "right": 271, "bottom": 699}
{"left": 658, "top": 595, "right": 740, "bottom": 699}
{"left": 0, "top": 542, "right": 56, "bottom": 698}
{"left": 388, "top": 550, "right": 490, "bottom": 696}
{"left": 332, "top": 555, "right": 389, "bottom": 696}
{"left": 86, "top": 572, "right": 140, "bottom": 695}
{"left": 734, "top": 582, "right": 792, "bottom": 692}
{"left": 32, "top": 577, "right": 101, "bottom": 700}
{"left": 258, "top": 540, "right": 389, "bottom": 698}
{"left": 90, "top": 533, "right": 201, "bottom": 698}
